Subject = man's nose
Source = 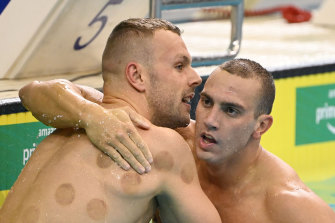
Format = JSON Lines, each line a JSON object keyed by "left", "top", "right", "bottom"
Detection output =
{"left": 204, "top": 109, "right": 219, "bottom": 131}
{"left": 188, "top": 67, "right": 202, "bottom": 87}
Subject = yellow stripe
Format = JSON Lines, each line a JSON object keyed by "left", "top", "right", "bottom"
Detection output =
{"left": 0, "top": 112, "right": 38, "bottom": 126}
{"left": 0, "top": 190, "right": 10, "bottom": 208}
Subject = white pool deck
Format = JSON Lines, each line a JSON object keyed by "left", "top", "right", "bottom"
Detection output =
{"left": 1, "top": 13, "right": 335, "bottom": 100}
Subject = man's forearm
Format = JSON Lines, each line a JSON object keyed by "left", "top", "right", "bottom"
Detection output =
{"left": 19, "top": 79, "right": 104, "bottom": 128}
{"left": 19, "top": 79, "right": 153, "bottom": 173}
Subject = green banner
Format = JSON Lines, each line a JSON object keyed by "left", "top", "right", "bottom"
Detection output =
{"left": 0, "top": 122, "right": 55, "bottom": 190}
{"left": 296, "top": 84, "right": 335, "bottom": 145}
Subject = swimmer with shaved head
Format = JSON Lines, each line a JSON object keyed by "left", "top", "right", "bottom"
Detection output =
{"left": 0, "top": 18, "right": 221, "bottom": 223}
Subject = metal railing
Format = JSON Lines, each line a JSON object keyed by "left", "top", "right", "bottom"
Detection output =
{"left": 149, "top": 0, "right": 244, "bottom": 67}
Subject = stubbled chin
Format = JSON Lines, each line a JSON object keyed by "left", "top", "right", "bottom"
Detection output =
{"left": 179, "top": 111, "right": 191, "bottom": 124}
{"left": 196, "top": 146, "right": 212, "bottom": 161}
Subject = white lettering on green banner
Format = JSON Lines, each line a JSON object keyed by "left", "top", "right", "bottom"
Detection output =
{"left": 296, "top": 84, "right": 335, "bottom": 145}
{"left": 0, "top": 122, "right": 55, "bottom": 191}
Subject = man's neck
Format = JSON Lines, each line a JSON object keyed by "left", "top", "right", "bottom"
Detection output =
{"left": 102, "top": 96, "right": 135, "bottom": 110}
{"left": 102, "top": 93, "right": 150, "bottom": 121}
{"left": 198, "top": 143, "right": 264, "bottom": 189}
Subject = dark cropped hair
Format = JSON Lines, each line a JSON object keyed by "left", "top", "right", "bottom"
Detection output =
{"left": 220, "top": 58, "right": 276, "bottom": 117}
{"left": 102, "top": 18, "right": 181, "bottom": 74}
{"left": 104, "top": 18, "right": 181, "bottom": 56}
{"left": 111, "top": 18, "right": 181, "bottom": 37}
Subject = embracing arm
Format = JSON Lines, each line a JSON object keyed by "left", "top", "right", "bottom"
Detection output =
{"left": 19, "top": 79, "right": 103, "bottom": 128}
{"left": 19, "top": 79, "right": 152, "bottom": 173}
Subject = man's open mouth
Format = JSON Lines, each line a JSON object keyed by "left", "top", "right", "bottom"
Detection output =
{"left": 201, "top": 133, "right": 217, "bottom": 144}
{"left": 182, "top": 93, "right": 194, "bottom": 105}
{"left": 182, "top": 97, "right": 191, "bottom": 104}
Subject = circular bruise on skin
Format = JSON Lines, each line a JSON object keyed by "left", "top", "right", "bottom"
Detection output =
{"left": 87, "top": 198, "right": 107, "bottom": 221}
{"left": 55, "top": 183, "right": 75, "bottom": 206}
{"left": 96, "top": 153, "right": 113, "bottom": 169}
{"left": 22, "top": 205, "right": 40, "bottom": 223}
{"left": 120, "top": 172, "right": 142, "bottom": 194}
{"left": 154, "top": 151, "right": 174, "bottom": 171}
{"left": 180, "top": 163, "right": 195, "bottom": 184}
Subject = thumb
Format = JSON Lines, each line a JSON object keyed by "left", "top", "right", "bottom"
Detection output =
{"left": 128, "top": 109, "right": 150, "bottom": 130}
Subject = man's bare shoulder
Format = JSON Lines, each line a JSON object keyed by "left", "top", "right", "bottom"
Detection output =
{"left": 261, "top": 150, "right": 335, "bottom": 222}
{"left": 139, "top": 124, "right": 197, "bottom": 181}
{"left": 265, "top": 183, "right": 335, "bottom": 222}
{"left": 141, "top": 124, "right": 192, "bottom": 155}
{"left": 175, "top": 120, "right": 195, "bottom": 150}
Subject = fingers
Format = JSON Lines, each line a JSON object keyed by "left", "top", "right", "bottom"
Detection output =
{"left": 96, "top": 136, "right": 148, "bottom": 174}
{"left": 108, "top": 143, "right": 147, "bottom": 174}
{"left": 90, "top": 108, "right": 153, "bottom": 173}
{"left": 115, "top": 130, "right": 152, "bottom": 174}
{"left": 126, "top": 108, "right": 151, "bottom": 130}
{"left": 101, "top": 147, "right": 131, "bottom": 171}
{"left": 127, "top": 131, "right": 153, "bottom": 164}
{"left": 113, "top": 109, "right": 152, "bottom": 167}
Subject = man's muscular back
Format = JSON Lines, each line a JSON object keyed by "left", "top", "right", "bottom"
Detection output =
{"left": 0, "top": 121, "right": 215, "bottom": 223}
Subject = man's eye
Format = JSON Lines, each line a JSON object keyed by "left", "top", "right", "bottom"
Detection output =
{"left": 201, "top": 97, "right": 211, "bottom": 107}
{"left": 176, "top": 64, "right": 183, "bottom": 70}
{"left": 225, "top": 107, "right": 239, "bottom": 116}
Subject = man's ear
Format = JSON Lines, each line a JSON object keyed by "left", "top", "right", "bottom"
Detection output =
{"left": 252, "top": 114, "right": 273, "bottom": 139}
{"left": 125, "top": 62, "right": 145, "bottom": 92}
